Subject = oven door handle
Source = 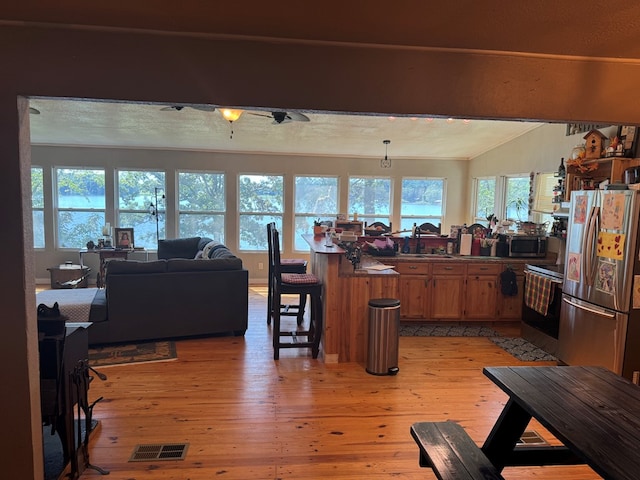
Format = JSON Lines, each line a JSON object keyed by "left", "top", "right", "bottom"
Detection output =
{"left": 562, "top": 296, "right": 615, "bottom": 318}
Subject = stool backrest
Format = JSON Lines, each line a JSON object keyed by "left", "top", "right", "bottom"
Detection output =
{"left": 270, "top": 226, "right": 284, "bottom": 284}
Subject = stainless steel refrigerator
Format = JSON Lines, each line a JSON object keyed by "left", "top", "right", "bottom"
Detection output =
{"left": 559, "top": 188, "right": 640, "bottom": 379}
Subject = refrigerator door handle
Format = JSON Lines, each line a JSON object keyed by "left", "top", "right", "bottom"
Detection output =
{"left": 562, "top": 296, "right": 615, "bottom": 318}
{"left": 584, "top": 206, "right": 600, "bottom": 286}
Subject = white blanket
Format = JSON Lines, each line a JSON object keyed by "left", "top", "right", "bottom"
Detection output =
{"left": 36, "top": 288, "right": 99, "bottom": 323}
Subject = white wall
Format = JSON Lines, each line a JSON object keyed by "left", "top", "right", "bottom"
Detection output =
{"left": 469, "top": 123, "right": 618, "bottom": 177}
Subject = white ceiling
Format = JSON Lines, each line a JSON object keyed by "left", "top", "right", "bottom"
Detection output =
{"left": 28, "top": 98, "right": 543, "bottom": 159}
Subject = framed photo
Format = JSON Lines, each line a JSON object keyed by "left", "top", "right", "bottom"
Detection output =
{"left": 114, "top": 228, "right": 134, "bottom": 249}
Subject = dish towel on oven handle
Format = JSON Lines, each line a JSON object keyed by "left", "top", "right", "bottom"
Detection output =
{"left": 524, "top": 272, "right": 555, "bottom": 317}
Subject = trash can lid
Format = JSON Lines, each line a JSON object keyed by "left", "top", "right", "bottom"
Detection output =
{"left": 368, "top": 298, "right": 400, "bottom": 308}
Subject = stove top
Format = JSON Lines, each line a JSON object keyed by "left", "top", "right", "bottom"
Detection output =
{"left": 525, "top": 263, "right": 564, "bottom": 281}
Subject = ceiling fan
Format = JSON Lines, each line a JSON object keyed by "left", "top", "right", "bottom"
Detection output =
{"left": 160, "top": 105, "right": 216, "bottom": 112}
{"left": 249, "top": 111, "right": 310, "bottom": 124}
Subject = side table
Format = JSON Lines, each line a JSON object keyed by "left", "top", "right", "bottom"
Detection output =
{"left": 78, "top": 249, "right": 128, "bottom": 288}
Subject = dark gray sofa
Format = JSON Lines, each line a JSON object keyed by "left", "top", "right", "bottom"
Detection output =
{"left": 88, "top": 237, "right": 248, "bottom": 345}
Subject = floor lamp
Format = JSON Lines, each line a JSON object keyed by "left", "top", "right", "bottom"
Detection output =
{"left": 149, "top": 187, "right": 165, "bottom": 243}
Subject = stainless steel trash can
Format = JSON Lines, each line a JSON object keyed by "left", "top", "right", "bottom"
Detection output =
{"left": 366, "top": 298, "right": 400, "bottom": 375}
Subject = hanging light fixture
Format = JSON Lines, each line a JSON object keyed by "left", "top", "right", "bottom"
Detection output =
{"left": 220, "top": 108, "right": 243, "bottom": 139}
{"left": 380, "top": 139, "right": 391, "bottom": 168}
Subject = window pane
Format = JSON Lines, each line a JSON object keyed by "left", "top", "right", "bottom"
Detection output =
{"left": 239, "top": 214, "right": 282, "bottom": 250}
{"left": 32, "top": 167, "right": 44, "bottom": 208}
{"left": 400, "top": 178, "right": 444, "bottom": 231}
{"left": 118, "top": 170, "right": 165, "bottom": 210}
{"left": 475, "top": 178, "right": 496, "bottom": 221}
{"left": 33, "top": 210, "right": 45, "bottom": 248}
{"left": 294, "top": 176, "right": 338, "bottom": 213}
{"left": 239, "top": 175, "right": 283, "bottom": 213}
{"left": 505, "top": 176, "right": 530, "bottom": 222}
{"left": 58, "top": 210, "right": 105, "bottom": 248}
{"left": 348, "top": 177, "right": 391, "bottom": 216}
{"left": 179, "top": 213, "right": 225, "bottom": 243}
{"left": 179, "top": 172, "right": 225, "bottom": 211}
{"left": 32, "top": 167, "right": 45, "bottom": 248}
{"left": 57, "top": 168, "right": 105, "bottom": 209}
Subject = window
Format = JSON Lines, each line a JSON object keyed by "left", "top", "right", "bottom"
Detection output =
{"left": 531, "top": 172, "right": 556, "bottom": 229}
{"left": 504, "top": 175, "right": 531, "bottom": 222}
{"left": 400, "top": 178, "right": 444, "bottom": 231}
{"left": 348, "top": 177, "right": 391, "bottom": 226}
{"left": 294, "top": 176, "right": 338, "bottom": 250}
{"left": 238, "top": 174, "right": 283, "bottom": 250}
{"left": 178, "top": 171, "right": 226, "bottom": 243}
{"left": 473, "top": 177, "right": 497, "bottom": 225}
{"left": 56, "top": 168, "right": 105, "bottom": 248}
{"left": 32, "top": 167, "right": 45, "bottom": 248}
{"left": 117, "top": 170, "right": 165, "bottom": 249}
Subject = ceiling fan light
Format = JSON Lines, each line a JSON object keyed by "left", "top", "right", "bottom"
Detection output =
{"left": 221, "top": 109, "right": 243, "bottom": 122}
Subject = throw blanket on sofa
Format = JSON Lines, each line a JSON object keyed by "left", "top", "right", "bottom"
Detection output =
{"left": 36, "top": 287, "right": 99, "bottom": 323}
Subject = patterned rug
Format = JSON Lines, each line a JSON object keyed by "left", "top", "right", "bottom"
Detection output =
{"left": 89, "top": 340, "right": 177, "bottom": 367}
{"left": 399, "top": 323, "right": 500, "bottom": 337}
{"left": 489, "top": 337, "right": 557, "bottom": 362}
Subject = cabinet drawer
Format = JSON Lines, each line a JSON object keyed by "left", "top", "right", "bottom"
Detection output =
{"left": 467, "top": 263, "right": 502, "bottom": 275}
{"left": 432, "top": 263, "right": 466, "bottom": 275}
{"left": 396, "top": 262, "right": 431, "bottom": 275}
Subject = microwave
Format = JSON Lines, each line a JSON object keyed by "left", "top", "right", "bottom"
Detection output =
{"left": 497, "top": 234, "right": 547, "bottom": 258}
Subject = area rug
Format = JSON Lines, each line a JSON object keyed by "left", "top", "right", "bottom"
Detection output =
{"left": 399, "top": 323, "right": 500, "bottom": 337}
{"left": 89, "top": 340, "right": 177, "bottom": 367}
{"left": 489, "top": 337, "right": 557, "bottom": 362}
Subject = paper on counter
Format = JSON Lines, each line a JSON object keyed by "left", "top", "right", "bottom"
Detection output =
{"left": 459, "top": 233, "right": 472, "bottom": 255}
{"left": 363, "top": 264, "right": 396, "bottom": 271}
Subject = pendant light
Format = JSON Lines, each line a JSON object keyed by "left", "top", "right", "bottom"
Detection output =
{"left": 380, "top": 139, "right": 391, "bottom": 168}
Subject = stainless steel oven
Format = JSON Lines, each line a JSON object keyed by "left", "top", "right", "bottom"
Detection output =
{"left": 521, "top": 263, "right": 563, "bottom": 355}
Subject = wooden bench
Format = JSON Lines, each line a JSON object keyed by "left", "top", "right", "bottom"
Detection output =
{"left": 410, "top": 421, "right": 505, "bottom": 480}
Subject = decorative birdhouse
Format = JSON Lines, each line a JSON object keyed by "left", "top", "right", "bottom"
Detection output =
{"left": 583, "top": 129, "right": 607, "bottom": 159}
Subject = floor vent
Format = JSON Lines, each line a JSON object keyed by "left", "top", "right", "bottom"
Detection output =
{"left": 517, "top": 430, "right": 547, "bottom": 445}
{"left": 129, "top": 443, "right": 189, "bottom": 462}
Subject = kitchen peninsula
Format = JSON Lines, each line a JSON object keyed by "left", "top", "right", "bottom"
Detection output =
{"left": 303, "top": 234, "right": 399, "bottom": 363}
{"left": 304, "top": 234, "right": 557, "bottom": 364}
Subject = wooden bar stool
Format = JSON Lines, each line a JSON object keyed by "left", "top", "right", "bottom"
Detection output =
{"left": 266, "top": 222, "right": 307, "bottom": 325}
{"left": 270, "top": 227, "right": 322, "bottom": 360}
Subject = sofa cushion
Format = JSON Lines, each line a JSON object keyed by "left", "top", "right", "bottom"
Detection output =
{"left": 167, "top": 258, "right": 242, "bottom": 272}
{"left": 158, "top": 237, "right": 202, "bottom": 259}
{"left": 106, "top": 259, "right": 167, "bottom": 275}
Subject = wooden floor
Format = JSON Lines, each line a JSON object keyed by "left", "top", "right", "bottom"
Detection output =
{"left": 77, "top": 286, "right": 600, "bottom": 479}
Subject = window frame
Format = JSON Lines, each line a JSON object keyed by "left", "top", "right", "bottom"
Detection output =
{"left": 347, "top": 175, "right": 392, "bottom": 226}
{"left": 293, "top": 174, "right": 339, "bottom": 251}
{"left": 238, "top": 173, "right": 284, "bottom": 252}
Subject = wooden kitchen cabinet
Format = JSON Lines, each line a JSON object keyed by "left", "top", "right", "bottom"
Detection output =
{"left": 430, "top": 263, "right": 465, "bottom": 320}
{"left": 464, "top": 263, "right": 500, "bottom": 319}
{"left": 396, "top": 262, "right": 430, "bottom": 319}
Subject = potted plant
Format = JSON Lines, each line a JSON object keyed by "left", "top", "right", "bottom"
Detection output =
{"left": 313, "top": 219, "right": 324, "bottom": 235}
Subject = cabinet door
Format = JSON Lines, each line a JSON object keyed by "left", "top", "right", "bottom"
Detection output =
{"left": 430, "top": 275, "right": 464, "bottom": 319}
{"left": 465, "top": 274, "right": 497, "bottom": 319}
{"left": 399, "top": 275, "right": 429, "bottom": 319}
{"left": 497, "top": 265, "right": 525, "bottom": 320}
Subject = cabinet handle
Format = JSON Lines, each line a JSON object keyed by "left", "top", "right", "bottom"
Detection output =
{"left": 479, "top": 267, "right": 489, "bottom": 270}
{"left": 409, "top": 265, "right": 417, "bottom": 269}
{"left": 444, "top": 267, "right": 453, "bottom": 270}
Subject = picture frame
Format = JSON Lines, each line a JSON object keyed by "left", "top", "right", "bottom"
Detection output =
{"left": 114, "top": 227, "right": 134, "bottom": 249}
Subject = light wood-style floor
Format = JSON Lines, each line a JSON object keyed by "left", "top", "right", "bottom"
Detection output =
{"left": 77, "top": 287, "right": 600, "bottom": 479}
